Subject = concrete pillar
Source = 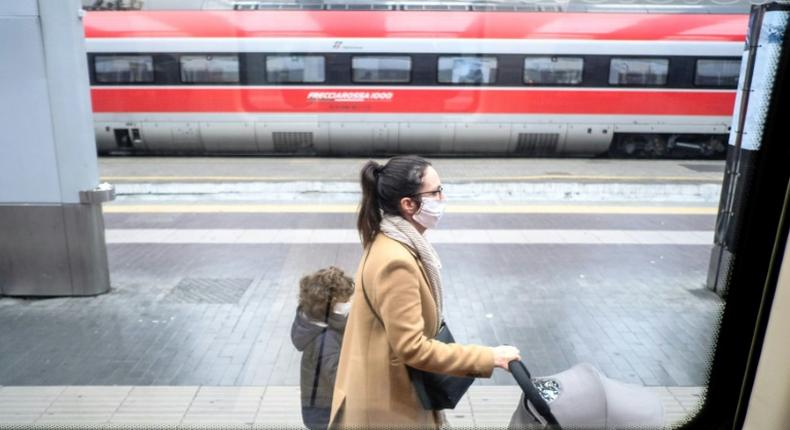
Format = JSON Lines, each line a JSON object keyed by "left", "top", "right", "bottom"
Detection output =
{"left": 0, "top": 0, "right": 114, "bottom": 296}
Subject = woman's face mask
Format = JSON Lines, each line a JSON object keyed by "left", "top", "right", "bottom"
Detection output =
{"left": 413, "top": 197, "right": 447, "bottom": 229}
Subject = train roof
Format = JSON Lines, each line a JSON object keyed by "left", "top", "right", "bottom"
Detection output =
{"left": 84, "top": 9, "right": 748, "bottom": 41}
{"left": 83, "top": 0, "right": 753, "bottom": 15}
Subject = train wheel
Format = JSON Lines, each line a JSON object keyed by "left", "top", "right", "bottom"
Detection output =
{"left": 701, "top": 137, "right": 727, "bottom": 157}
{"left": 644, "top": 136, "right": 667, "bottom": 157}
{"left": 612, "top": 135, "right": 649, "bottom": 158}
{"left": 702, "top": 142, "right": 715, "bottom": 157}
{"left": 623, "top": 141, "right": 638, "bottom": 156}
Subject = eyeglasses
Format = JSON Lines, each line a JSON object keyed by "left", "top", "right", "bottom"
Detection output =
{"left": 412, "top": 185, "right": 443, "bottom": 198}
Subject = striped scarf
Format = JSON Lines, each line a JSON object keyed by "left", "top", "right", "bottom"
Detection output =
{"left": 379, "top": 214, "right": 443, "bottom": 319}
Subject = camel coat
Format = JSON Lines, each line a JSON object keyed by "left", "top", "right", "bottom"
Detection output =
{"left": 329, "top": 233, "right": 495, "bottom": 429}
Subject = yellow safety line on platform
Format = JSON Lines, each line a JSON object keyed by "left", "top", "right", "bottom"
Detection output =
{"left": 100, "top": 175, "right": 719, "bottom": 183}
{"left": 103, "top": 204, "right": 717, "bottom": 215}
{"left": 102, "top": 176, "right": 299, "bottom": 182}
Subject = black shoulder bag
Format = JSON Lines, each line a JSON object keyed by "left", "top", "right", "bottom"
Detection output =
{"left": 359, "top": 246, "right": 475, "bottom": 410}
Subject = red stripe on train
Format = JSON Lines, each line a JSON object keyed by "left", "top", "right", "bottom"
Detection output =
{"left": 84, "top": 11, "right": 747, "bottom": 42}
{"left": 91, "top": 88, "right": 736, "bottom": 116}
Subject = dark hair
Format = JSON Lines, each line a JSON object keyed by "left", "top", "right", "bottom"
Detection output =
{"left": 357, "top": 155, "right": 431, "bottom": 248}
{"left": 298, "top": 266, "right": 355, "bottom": 321}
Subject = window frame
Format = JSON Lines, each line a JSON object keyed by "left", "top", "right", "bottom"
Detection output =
{"left": 93, "top": 54, "right": 155, "bottom": 84}
{"left": 178, "top": 53, "right": 241, "bottom": 85}
{"left": 522, "top": 55, "right": 585, "bottom": 86}
{"left": 264, "top": 54, "right": 327, "bottom": 84}
{"left": 693, "top": 57, "right": 742, "bottom": 89}
{"left": 607, "top": 56, "right": 671, "bottom": 87}
{"left": 436, "top": 55, "right": 499, "bottom": 85}
{"left": 350, "top": 55, "right": 413, "bottom": 84}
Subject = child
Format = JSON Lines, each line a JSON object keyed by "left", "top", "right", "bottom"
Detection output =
{"left": 290, "top": 266, "right": 354, "bottom": 430}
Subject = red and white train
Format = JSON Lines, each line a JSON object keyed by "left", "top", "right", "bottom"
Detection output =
{"left": 84, "top": 9, "right": 748, "bottom": 156}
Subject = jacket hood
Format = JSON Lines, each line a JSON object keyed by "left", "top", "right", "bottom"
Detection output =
{"left": 291, "top": 309, "right": 347, "bottom": 351}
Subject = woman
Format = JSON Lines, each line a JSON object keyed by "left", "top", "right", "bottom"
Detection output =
{"left": 329, "top": 156, "right": 521, "bottom": 428}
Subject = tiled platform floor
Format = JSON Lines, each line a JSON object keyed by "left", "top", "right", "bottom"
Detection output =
{"left": 0, "top": 385, "right": 703, "bottom": 428}
{"left": 0, "top": 208, "right": 723, "bottom": 388}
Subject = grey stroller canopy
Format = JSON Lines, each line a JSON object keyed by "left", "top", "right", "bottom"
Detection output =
{"left": 508, "top": 361, "right": 665, "bottom": 429}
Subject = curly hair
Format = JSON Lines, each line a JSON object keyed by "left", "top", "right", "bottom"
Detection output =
{"left": 299, "top": 266, "right": 355, "bottom": 321}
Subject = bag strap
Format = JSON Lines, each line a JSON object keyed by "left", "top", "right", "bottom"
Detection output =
{"left": 360, "top": 246, "right": 385, "bottom": 327}
{"left": 309, "top": 300, "right": 332, "bottom": 408}
{"left": 359, "top": 240, "right": 441, "bottom": 335}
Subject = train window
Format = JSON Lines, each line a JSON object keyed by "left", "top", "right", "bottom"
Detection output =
{"left": 609, "top": 58, "right": 669, "bottom": 86}
{"left": 437, "top": 56, "right": 498, "bottom": 84}
{"left": 94, "top": 55, "right": 154, "bottom": 83}
{"left": 523, "top": 56, "right": 584, "bottom": 85}
{"left": 266, "top": 55, "right": 326, "bottom": 83}
{"left": 695, "top": 59, "right": 741, "bottom": 88}
{"left": 179, "top": 55, "right": 239, "bottom": 83}
{"left": 352, "top": 56, "right": 411, "bottom": 83}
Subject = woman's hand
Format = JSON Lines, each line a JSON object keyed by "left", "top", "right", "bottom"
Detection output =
{"left": 491, "top": 345, "right": 521, "bottom": 370}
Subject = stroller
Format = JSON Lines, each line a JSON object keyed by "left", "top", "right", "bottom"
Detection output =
{"left": 508, "top": 361, "right": 665, "bottom": 429}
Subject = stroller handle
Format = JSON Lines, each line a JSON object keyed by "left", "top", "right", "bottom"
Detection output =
{"left": 508, "top": 360, "right": 561, "bottom": 427}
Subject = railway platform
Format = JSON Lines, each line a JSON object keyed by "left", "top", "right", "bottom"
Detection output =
{"left": 0, "top": 157, "right": 722, "bottom": 427}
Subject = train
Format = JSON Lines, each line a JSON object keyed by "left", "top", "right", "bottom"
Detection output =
{"left": 84, "top": 7, "right": 748, "bottom": 157}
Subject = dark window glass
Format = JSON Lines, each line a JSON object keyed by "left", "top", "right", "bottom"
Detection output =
{"left": 524, "top": 56, "right": 584, "bottom": 85}
{"left": 438, "top": 56, "right": 497, "bottom": 84}
{"left": 266, "top": 55, "right": 325, "bottom": 83}
{"left": 695, "top": 59, "right": 741, "bottom": 88}
{"left": 94, "top": 55, "right": 154, "bottom": 83}
{"left": 180, "top": 55, "right": 239, "bottom": 83}
{"left": 352, "top": 56, "right": 411, "bottom": 83}
{"left": 609, "top": 58, "right": 669, "bottom": 86}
